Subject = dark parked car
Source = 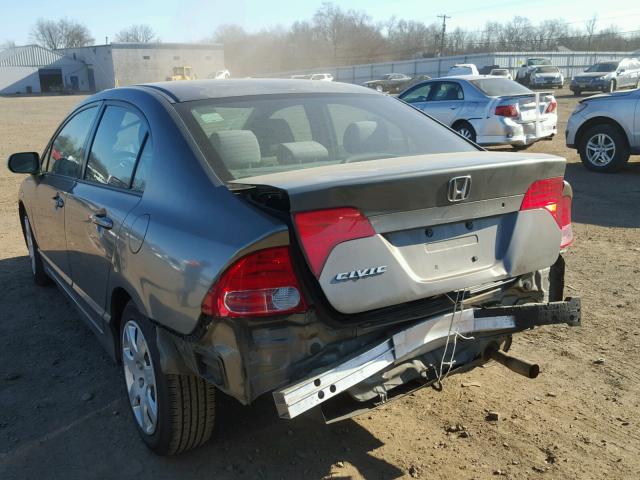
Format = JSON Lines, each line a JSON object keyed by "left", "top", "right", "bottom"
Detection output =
{"left": 570, "top": 58, "right": 640, "bottom": 95}
{"left": 363, "top": 73, "right": 430, "bottom": 93}
{"left": 8, "top": 79, "right": 580, "bottom": 455}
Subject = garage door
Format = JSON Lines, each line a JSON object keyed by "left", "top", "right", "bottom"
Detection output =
{"left": 38, "top": 69, "right": 63, "bottom": 92}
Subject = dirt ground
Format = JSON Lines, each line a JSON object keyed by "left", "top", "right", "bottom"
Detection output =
{"left": 0, "top": 90, "right": 639, "bottom": 480}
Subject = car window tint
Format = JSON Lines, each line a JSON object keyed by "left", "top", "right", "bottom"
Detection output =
{"left": 432, "top": 82, "right": 464, "bottom": 101}
{"left": 471, "top": 78, "right": 531, "bottom": 96}
{"left": 181, "top": 93, "right": 477, "bottom": 181}
{"left": 401, "top": 84, "right": 432, "bottom": 103}
{"left": 191, "top": 106, "right": 253, "bottom": 138}
{"left": 327, "top": 103, "right": 410, "bottom": 159}
{"left": 131, "top": 137, "right": 152, "bottom": 193}
{"left": 47, "top": 106, "right": 99, "bottom": 177}
{"left": 85, "top": 106, "right": 147, "bottom": 188}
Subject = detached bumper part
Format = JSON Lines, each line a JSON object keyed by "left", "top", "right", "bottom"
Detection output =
{"left": 273, "top": 298, "right": 580, "bottom": 420}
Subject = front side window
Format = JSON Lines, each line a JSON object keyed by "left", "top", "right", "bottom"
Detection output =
{"left": 47, "top": 106, "right": 99, "bottom": 177}
{"left": 179, "top": 93, "right": 478, "bottom": 181}
{"left": 431, "top": 82, "right": 464, "bottom": 101}
{"left": 400, "top": 83, "right": 433, "bottom": 103}
{"left": 85, "top": 106, "right": 147, "bottom": 188}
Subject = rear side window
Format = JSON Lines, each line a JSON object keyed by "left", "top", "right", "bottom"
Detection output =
{"left": 47, "top": 106, "right": 99, "bottom": 177}
{"left": 431, "top": 82, "right": 464, "bottom": 101}
{"left": 131, "top": 137, "right": 152, "bottom": 193}
{"left": 85, "top": 106, "right": 147, "bottom": 189}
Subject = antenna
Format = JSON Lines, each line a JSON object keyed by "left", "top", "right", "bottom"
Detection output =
{"left": 437, "top": 14, "right": 451, "bottom": 57}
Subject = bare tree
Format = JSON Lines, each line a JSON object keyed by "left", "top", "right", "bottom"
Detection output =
{"left": 115, "top": 24, "right": 157, "bottom": 43}
{"left": 31, "top": 18, "right": 93, "bottom": 49}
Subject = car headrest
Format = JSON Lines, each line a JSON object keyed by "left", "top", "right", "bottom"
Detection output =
{"left": 209, "top": 130, "right": 261, "bottom": 169}
{"left": 343, "top": 121, "right": 389, "bottom": 154}
{"left": 253, "top": 118, "right": 295, "bottom": 155}
{"left": 277, "top": 141, "right": 329, "bottom": 165}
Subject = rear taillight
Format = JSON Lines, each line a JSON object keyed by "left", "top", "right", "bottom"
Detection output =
{"left": 495, "top": 104, "right": 519, "bottom": 117}
{"left": 545, "top": 98, "right": 557, "bottom": 114}
{"left": 201, "top": 247, "right": 307, "bottom": 318}
{"left": 557, "top": 194, "right": 573, "bottom": 249}
{"left": 294, "top": 207, "right": 375, "bottom": 278}
{"left": 520, "top": 177, "right": 573, "bottom": 248}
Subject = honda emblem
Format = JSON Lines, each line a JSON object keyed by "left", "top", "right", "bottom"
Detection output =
{"left": 447, "top": 176, "right": 472, "bottom": 202}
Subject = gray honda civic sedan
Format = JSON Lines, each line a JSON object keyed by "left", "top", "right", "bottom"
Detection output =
{"left": 8, "top": 79, "right": 580, "bottom": 455}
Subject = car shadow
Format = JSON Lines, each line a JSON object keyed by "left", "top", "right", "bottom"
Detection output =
{"left": 0, "top": 255, "right": 403, "bottom": 479}
{"left": 564, "top": 162, "right": 640, "bottom": 228}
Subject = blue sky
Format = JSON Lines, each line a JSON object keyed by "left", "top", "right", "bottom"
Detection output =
{"left": 4, "top": 0, "right": 640, "bottom": 45}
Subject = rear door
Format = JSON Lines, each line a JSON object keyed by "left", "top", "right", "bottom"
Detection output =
{"left": 31, "top": 105, "right": 100, "bottom": 284}
{"left": 422, "top": 81, "right": 465, "bottom": 125}
{"left": 64, "top": 102, "right": 150, "bottom": 328}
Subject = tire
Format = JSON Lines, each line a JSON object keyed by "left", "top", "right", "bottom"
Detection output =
{"left": 22, "top": 215, "right": 51, "bottom": 286}
{"left": 453, "top": 121, "right": 476, "bottom": 143}
{"left": 573, "top": 90, "right": 581, "bottom": 96}
{"left": 578, "top": 123, "right": 630, "bottom": 173}
{"left": 120, "top": 302, "right": 216, "bottom": 455}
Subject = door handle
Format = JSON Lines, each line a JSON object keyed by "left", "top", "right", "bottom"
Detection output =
{"left": 450, "top": 107, "right": 458, "bottom": 110}
{"left": 52, "top": 193, "right": 64, "bottom": 208}
{"left": 90, "top": 211, "right": 113, "bottom": 230}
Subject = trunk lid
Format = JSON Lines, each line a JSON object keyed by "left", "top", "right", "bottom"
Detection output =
{"left": 231, "top": 151, "right": 565, "bottom": 314}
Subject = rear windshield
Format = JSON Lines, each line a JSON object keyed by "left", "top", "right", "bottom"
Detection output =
{"left": 585, "top": 62, "right": 617, "bottom": 73}
{"left": 178, "top": 93, "right": 478, "bottom": 181}
{"left": 470, "top": 78, "right": 532, "bottom": 96}
{"left": 534, "top": 66, "right": 559, "bottom": 73}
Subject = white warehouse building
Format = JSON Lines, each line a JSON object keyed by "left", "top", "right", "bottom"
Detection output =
{"left": 0, "top": 45, "right": 90, "bottom": 94}
{"left": 0, "top": 42, "right": 225, "bottom": 95}
{"left": 59, "top": 42, "right": 225, "bottom": 91}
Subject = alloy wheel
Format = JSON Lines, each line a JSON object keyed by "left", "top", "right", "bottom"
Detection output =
{"left": 456, "top": 127, "right": 474, "bottom": 141}
{"left": 586, "top": 133, "right": 616, "bottom": 166}
{"left": 122, "top": 320, "right": 158, "bottom": 435}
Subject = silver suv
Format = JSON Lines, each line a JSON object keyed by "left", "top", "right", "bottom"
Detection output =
{"left": 566, "top": 88, "right": 640, "bottom": 172}
{"left": 570, "top": 58, "right": 640, "bottom": 95}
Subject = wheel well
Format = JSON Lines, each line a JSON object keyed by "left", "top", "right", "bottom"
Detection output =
{"left": 575, "top": 116, "right": 629, "bottom": 149}
{"left": 110, "top": 287, "right": 132, "bottom": 361}
{"left": 18, "top": 202, "right": 27, "bottom": 246}
{"left": 452, "top": 119, "right": 472, "bottom": 130}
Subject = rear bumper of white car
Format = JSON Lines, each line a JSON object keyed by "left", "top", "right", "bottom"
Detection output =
{"left": 473, "top": 116, "right": 557, "bottom": 146}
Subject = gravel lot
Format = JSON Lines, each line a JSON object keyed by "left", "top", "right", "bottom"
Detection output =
{"left": 1, "top": 90, "right": 639, "bottom": 479}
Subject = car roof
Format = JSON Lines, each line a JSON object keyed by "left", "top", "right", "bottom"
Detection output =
{"left": 136, "top": 78, "right": 372, "bottom": 102}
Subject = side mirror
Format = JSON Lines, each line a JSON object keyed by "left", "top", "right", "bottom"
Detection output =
{"left": 618, "top": 68, "right": 625, "bottom": 74}
{"left": 7, "top": 152, "right": 40, "bottom": 174}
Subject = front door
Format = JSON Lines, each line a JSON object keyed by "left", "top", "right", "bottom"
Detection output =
{"left": 32, "top": 105, "right": 100, "bottom": 283}
{"left": 65, "top": 103, "right": 149, "bottom": 325}
{"left": 399, "top": 82, "right": 434, "bottom": 113}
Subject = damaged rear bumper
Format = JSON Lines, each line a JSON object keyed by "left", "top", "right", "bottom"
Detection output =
{"left": 273, "top": 298, "right": 581, "bottom": 420}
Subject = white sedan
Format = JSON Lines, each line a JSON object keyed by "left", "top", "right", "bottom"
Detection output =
{"left": 398, "top": 75, "right": 557, "bottom": 149}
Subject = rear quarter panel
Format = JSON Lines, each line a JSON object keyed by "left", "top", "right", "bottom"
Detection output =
{"left": 102, "top": 88, "right": 289, "bottom": 336}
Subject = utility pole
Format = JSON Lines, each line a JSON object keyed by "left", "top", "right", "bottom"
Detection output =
{"left": 437, "top": 14, "right": 451, "bottom": 57}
